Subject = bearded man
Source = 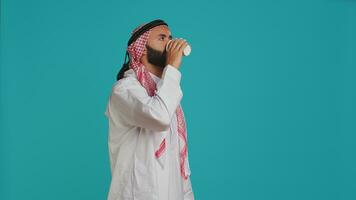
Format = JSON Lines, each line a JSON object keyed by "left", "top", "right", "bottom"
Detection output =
{"left": 104, "top": 19, "right": 195, "bottom": 200}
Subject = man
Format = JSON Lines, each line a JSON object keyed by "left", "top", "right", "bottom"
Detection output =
{"left": 104, "top": 19, "right": 195, "bottom": 200}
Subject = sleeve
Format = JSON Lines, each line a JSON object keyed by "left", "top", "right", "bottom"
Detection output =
{"left": 109, "top": 64, "right": 183, "bottom": 132}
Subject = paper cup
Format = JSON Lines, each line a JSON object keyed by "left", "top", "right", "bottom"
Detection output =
{"left": 166, "top": 39, "right": 191, "bottom": 56}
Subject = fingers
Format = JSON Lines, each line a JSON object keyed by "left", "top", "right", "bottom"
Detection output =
{"left": 167, "top": 38, "right": 187, "bottom": 52}
{"left": 177, "top": 40, "right": 188, "bottom": 52}
{"left": 171, "top": 39, "right": 181, "bottom": 50}
{"left": 166, "top": 40, "right": 173, "bottom": 51}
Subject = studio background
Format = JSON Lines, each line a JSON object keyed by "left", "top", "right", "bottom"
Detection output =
{"left": 1, "top": 0, "right": 355, "bottom": 199}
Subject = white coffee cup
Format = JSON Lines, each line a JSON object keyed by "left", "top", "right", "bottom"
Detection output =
{"left": 166, "top": 39, "right": 191, "bottom": 56}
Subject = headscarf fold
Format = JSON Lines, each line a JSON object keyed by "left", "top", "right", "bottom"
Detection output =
{"left": 124, "top": 20, "right": 191, "bottom": 180}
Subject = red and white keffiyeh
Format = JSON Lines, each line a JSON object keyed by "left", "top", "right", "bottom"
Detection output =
{"left": 126, "top": 23, "right": 190, "bottom": 180}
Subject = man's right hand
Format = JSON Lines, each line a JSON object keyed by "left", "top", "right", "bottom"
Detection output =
{"left": 165, "top": 38, "right": 188, "bottom": 69}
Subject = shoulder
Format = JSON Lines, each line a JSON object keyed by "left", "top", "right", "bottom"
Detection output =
{"left": 111, "top": 73, "right": 147, "bottom": 100}
{"left": 112, "top": 69, "right": 140, "bottom": 91}
{"left": 114, "top": 77, "right": 138, "bottom": 91}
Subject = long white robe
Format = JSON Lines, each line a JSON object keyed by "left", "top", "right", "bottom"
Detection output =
{"left": 104, "top": 64, "right": 195, "bottom": 200}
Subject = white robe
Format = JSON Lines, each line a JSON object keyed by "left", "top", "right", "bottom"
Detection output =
{"left": 104, "top": 64, "right": 195, "bottom": 200}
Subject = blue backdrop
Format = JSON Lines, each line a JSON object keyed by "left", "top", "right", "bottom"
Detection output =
{"left": 1, "top": 0, "right": 355, "bottom": 199}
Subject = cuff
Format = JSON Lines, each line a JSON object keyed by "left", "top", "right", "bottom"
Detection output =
{"left": 162, "top": 64, "right": 181, "bottom": 84}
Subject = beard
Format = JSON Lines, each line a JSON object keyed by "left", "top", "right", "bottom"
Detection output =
{"left": 146, "top": 44, "right": 167, "bottom": 69}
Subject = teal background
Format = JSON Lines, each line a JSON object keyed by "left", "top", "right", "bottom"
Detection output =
{"left": 1, "top": 0, "right": 355, "bottom": 199}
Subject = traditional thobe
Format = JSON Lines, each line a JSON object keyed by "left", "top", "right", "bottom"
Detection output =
{"left": 104, "top": 64, "right": 195, "bottom": 200}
